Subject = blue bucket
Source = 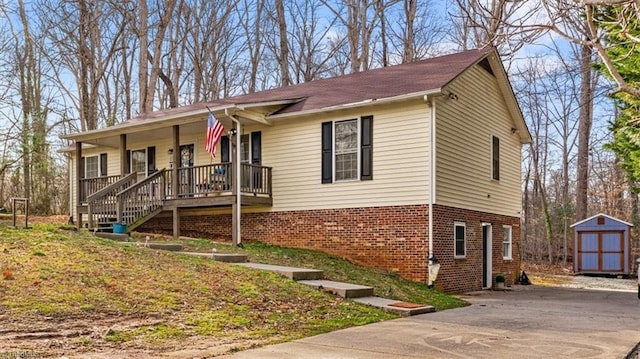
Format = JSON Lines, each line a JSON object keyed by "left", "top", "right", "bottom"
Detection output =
{"left": 113, "top": 223, "right": 127, "bottom": 234}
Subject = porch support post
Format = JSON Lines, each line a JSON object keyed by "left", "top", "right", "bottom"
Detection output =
{"left": 172, "top": 125, "right": 180, "bottom": 198}
{"left": 173, "top": 207, "right": 180, "bottom": 239}
{"left": 119, "top": 134, "right": 127, "bottom": 176}
{"left": 75, "top": 141, "right": 83, "bottom": 230}
{"left": 229, "top": 117, "right": 242, "bottom": 247}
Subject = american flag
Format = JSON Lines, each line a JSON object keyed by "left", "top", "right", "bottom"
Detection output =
{"left": 205, "top": 112, "right": 225, "bottom": 158}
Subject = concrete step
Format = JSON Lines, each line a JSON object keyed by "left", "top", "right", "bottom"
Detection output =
{"left": 180, "top": 252, "right": 248, "bottom": 263}
{"left": 352, "top": 296, "right": 435, "bottom": 316}
{"left": 298, "top": 279, "right": 373, "bottom": 298}
{"left": 94, "top": 232, "right": 130, "bottom": 242}
{"left": 213, "top": 253, "right": 248, "bottom": 263}
{"left": 235, "top": 263, "right": 324, "bottom": 280}
{"left": 146, "top": 243, "right": 183, "bottom": 251}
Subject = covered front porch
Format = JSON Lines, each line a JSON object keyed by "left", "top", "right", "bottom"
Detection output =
{"left": 68, "top": 102, "right": 287, "bottom": 245}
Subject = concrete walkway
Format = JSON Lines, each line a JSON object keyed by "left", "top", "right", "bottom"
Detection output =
{"left": 234, "top": 262, "right": 434, "bottom": 316}
{"left": 221, "top": 286, "right": 640, "bottom": 358}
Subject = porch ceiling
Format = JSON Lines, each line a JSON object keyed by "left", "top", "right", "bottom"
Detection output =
{"left": 68, "top": 101, "right": 292, "bottom": 148}
{"left": 85, "top": 121, "right": 207, "bottom": 148}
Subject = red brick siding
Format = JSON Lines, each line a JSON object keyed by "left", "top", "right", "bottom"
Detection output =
{"left": 431, "top": 204, "right": 521, "bottom": 293}
{"left": 140, "top": 204, "right": 521, "bottom": 293}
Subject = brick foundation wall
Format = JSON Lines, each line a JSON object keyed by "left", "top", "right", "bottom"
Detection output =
{"left": 140, "top": 204, "right": 521, "bottom": 293}
{"left": 431, "top": 204, "right": 521, "bottom": 293}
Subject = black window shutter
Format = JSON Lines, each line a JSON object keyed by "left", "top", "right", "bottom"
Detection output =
{"left": 492, "top": 136, "right": 500, "bottom": 180}
{"left": 251, "top": 131, "right": 262, "bottom": 164}
{"left": 100, "top": 153, "right": 108, "bottom": 177}
{"left": 321, "top": 121, "right": 333, "bottom": 184}
{"left": 221, "top": 136, "right": 230, "bottom": 162}
{"left": 360, "top": 116, "right": 373, "bottom": 180}
{"left": 147, "top": 146, "right": 156, "bottom": 174}
{"left": 80, "top": 156, "right": 85, "bottom": 179}
{"left": 125, "top": 150, "right": 131, "bottom": 174}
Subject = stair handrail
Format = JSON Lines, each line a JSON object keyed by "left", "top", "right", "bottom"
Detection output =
{"left": 116, "top": 168, "right": 166, "bottom": 226}
{"left": 87, "top": 172, "right": 138, "bottom": 202}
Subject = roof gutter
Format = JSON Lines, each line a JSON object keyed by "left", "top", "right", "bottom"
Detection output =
{"left": 266, "top": 89, "right": 443, "bottom": 120}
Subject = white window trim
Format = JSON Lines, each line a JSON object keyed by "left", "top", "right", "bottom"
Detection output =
{"left": 491, "top": 134, "right": 500, "bottom": 181}
{"left": 85, "top": 155, "right": 100, "bottom": 179}
{"left": 333, "top": 118, "right": 361, "bottom": 182}
{"left": 502, "top": 225, "right": 513, "bottom": 260}
{"left": 454, "top": 221, "right": 466, "bottom": 259}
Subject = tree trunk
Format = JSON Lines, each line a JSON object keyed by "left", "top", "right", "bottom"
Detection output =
{"left": 403, "top": 0, "right": 416, "bottom": 63}
{"left": 275, "top": 0, "right": 291, "bottom": 86}
{"left": 575, "top": 43, "right": 593, "bottom": 221}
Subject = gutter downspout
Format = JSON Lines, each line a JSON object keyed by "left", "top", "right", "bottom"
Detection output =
{"left": 427, "top": 95, "right": 438, "bottom": 288}
{"left": 226, "top": 110, "right": 242, "bottom": 247}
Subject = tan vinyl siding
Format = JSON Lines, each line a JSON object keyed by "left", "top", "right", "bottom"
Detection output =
{"left": 262, "top": 99, "right": 431, "bottom": 211}
{"left": 70, "top": 100, "right": 432, "bottom": 215}
{"left": 435, "top": 64, "right": 522, "bottom": 217}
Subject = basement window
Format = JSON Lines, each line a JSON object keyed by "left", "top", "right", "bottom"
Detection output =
{"left": 454, "top": 222, "right": 466, "bottom": 258}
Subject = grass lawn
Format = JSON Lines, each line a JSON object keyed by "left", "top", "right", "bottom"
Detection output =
{"left": 0, "top": 220, "right": 466, "bottom": 357}
{"left": 134, "top": 233, "right": 467, "bottom": 311}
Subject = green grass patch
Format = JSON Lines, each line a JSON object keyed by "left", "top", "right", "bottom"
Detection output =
{"left": 0, "top": 222, "right": 404, "bottom": 353}
{"left": 135, "top": 235, "right": 467, "bottom": 311}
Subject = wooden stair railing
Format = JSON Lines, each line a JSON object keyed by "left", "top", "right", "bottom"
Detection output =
{"left": 116, "top": 169, "right": 167, "bottom": 232}
{"left": 87, "top": 173, "right": 138, "bottom": 230}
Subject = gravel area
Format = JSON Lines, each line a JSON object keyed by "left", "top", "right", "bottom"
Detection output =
{"left": 552, "top": 275, "right": 637, "bottom": 292}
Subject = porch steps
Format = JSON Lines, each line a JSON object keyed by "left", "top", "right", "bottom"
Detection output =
{"left": 353, "top": 296, "right": 435, "bottom": 316}
{"left": 297, "top": 279, "right": 374, "bottom": 299}
{"left": 146, "top": 243, "right": 183, "bottom": 251}
{"left": 234, "top": 262, "right": 324, "bottom": 280}
{"left": 232, "top": 262, "right": 432, "bottom": 315}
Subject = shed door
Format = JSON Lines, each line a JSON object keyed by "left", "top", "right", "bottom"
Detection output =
{"left": 577, "top": 231, "right": 624, "bottom": 272}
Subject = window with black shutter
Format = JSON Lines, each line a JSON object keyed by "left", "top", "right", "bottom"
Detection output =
{"left": 321, "top": 122, "right": 333, "bottom": 183}
{"left": 99, "top": 153, "right": 108, "bottom": 177}
{"left": 321, "top": 116, "right": 373, "bottom": 183}
{"left": 360, "top": 116, "right": 373, "bottom": 181}
{"left": 147, "top": 146, "right": 156, "bottom": 174}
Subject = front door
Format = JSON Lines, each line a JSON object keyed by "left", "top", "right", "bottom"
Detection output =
{"left": 179, "top": 144, "right": 194, "bottom": 196}
{"left": 482, "top": 223, "right": 492, "bottom": 289}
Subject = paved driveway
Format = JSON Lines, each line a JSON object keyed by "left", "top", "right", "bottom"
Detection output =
{"left": 223, "top": 286, "right": 640, "bottom": 358}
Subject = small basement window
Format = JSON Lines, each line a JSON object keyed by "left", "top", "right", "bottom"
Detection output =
{"left": 503, "top": 225, "right": 512, "bottom": 260}
{"left": 454, "top": 222, "right": 466, "bottom": 258}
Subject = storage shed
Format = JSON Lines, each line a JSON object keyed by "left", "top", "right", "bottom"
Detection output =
{"left": 571, "top": 214, "right": 633, "bottom": 275}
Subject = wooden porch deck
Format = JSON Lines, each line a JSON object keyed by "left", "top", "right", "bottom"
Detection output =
{"left": 78, "top": 163, "right": 272, "bottom": 231}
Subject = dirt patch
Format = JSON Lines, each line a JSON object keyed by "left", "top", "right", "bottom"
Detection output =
{"left": 0, "top": 315, "right": 274, "bottom": 358}
{"left": 522, "top": 262, "right": 574, "bottom": 276}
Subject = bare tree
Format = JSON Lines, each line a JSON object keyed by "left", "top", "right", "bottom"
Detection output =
{"left": 451, "top": 0, "right": 543, "bottom": 59}
{"left": 275, "top": 0, "right": 291, "bottom": 85}
{"left": 388, "top": 0, "right": 446, "bottom": 63}
{"left": 36, "top": 0, "right": 127, "bottom": 130}
{"left": 322, "top": 0, "right": 399, "bottom": 72}
{"left": 130, "top": 0, "right": 177, "bottom": 113}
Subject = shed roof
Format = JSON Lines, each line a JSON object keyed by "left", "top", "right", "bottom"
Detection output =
{"left": 570, "top": 213, "right": 634, "bottom": 228}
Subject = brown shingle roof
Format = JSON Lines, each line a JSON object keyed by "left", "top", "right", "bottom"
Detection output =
{"left": 126, "top": 48, "right": 491, "bottom": 123}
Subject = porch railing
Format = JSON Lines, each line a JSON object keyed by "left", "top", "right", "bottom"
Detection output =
{"left": 80, "top": 175, "right": 121, "bottom": 203}
{"left": 87, "top": 173, "right": 137, "bottom": 229}
{"left": 116, "top": 169, "right": 166, "bottom": 230}
{"left": 166, "top": 162, "right": 271, "bottom": 198}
